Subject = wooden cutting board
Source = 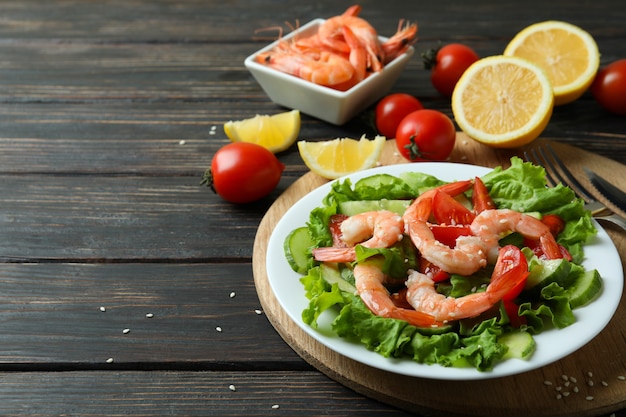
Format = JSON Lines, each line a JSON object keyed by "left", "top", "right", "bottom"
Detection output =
{"left": 253, "top": 134, "right": 626, "bottom": 417}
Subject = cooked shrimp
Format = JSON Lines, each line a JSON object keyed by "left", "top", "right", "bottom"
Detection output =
{"left": 381, "top": 20, "right": 418, "bottom": 64}
{"left": 406, "top": 245, "right": 529, "bottom": 322}
{"left": 312, "top": 210, "right": 404, "bottom": 262}
{"left": 403, "top": 180, "right": 487, "bottom": 275}
{"left": 470, "top": 209, "right": 562, "bottom": 263}
{"left": 317, "top": 4, "right": 385, "bottom": 72}
{"left": 256, "top": 46, "right": 355, "bottom": 87}
{"left": 355, "top": 263, "right": 441, "bottom": 327}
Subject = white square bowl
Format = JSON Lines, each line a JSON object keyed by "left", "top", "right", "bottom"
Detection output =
{"left": 244, "top": 18, "right": 414, "bottom": 125}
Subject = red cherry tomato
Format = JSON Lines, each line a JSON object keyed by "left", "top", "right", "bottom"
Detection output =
{"left": 472, "top": 177, "right": 496, "bottom": 213}
{"left": 375, "top": 93, "right": 424, "bottom": 138}
{"left": 395, "top": 109, "right": 456, "bottom": 161}
{"left": 432, "top": 190, "right": 475, "bottom": 225}
{"left": 418, "top": 259, "right": 450, "bottom": 283}
{"left": 495, "top": 245, "right": 529, "bottom": 302}
{"left": 429, "top": 224, "right": 472, "bottom": 248}
{"left": 328, "top": 214, "right": 349, "bottom": 247}
{"left": 423, "top": 43, "right": 480, "bottom": 97}
{"left": 590, "top": 59, "right": 626, "bottom": 116}
{"left": 204, "top": 142, "right": 284, "bottom": 203}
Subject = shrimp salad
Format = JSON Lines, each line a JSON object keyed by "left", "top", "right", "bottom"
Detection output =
{"left": 284, "top": 157, "right": 601, "bottom": 371}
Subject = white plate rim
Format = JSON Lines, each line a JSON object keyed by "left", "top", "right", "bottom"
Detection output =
{"left": 265, "top": 162, "right": 623, "bottom": 380}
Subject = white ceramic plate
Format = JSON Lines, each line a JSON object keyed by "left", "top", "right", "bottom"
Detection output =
{"left": 266, "top": 162, "right": 623, "bottom": 380}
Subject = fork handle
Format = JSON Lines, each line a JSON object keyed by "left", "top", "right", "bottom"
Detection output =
{"left": 596, "top": 213, "right": 626, "bottom": 232}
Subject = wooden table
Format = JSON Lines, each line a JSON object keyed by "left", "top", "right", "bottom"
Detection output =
{"left": 0, "top": 1, "right": 624, "bottom": 416}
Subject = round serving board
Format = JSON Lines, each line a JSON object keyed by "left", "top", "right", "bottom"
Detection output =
{"left": 253, "top": 133, "right": 626, "bottom": 417}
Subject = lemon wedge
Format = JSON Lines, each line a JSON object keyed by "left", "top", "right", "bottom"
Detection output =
{"left": 451, "top": 55, "right": 554, "bottom": 148}
{"left": 224, "top": 109, "right": 301, "bottom": 153}
{"left": 503, "top": 20, "right": 600, "bottom": 105}
{"left": 297, "top": 135, "right": 386, "bottom": 180}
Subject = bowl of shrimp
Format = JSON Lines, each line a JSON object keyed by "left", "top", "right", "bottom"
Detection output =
{"left": 245, "top": 6, "right": 416, "bottom": 125}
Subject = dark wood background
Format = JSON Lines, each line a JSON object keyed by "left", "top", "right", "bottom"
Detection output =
{"left": 0, "top": 0, "right": 623, "bottom": 416}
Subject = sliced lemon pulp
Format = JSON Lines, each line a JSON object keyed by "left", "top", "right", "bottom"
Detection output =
{"left": 451, "top": 55, "right": 554, "bottom": 148}
{"left": 297, "top": 135, "right": 386, "bottom": 180}
{"left": 503, "top": 20, "right": 600, "bottom": 105}
{"left": 224, "top": 109, "right": 301, "bottom": 153}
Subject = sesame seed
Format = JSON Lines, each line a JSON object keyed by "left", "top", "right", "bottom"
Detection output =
{"left": 618, "top": 375, "right": 626, "bottom": 381}
{"left": 209, "top": 130, "right": 216, "bottom": 135}
{"left": 564, "top": 381, "right": 570, "bottom": 387}
{"left": 543, "top": 380, "right": 553, "bottom": 386}
{"left": 216, "top": 326, "right": 222, "bottom": 332}
{"left": 555, "top": 394, "right": 562, "bottom": 400}
{"left": 99, "top": 306, "right": 106, "bottom": 312}
{"left": 563, "top": 391, "right": 570, "bottom": 397}
{"left": 122, "top": 328, "right": 130, "bottom": 334}
{"left": 569, "top": 376, "right": 577, "bottom": 383}
{"left": 228, "top": 384, "right": 236, "bottom": 392}
{"left": 555, "top": 386, "right": 562, "bottom": 391}
{"left": 254, "top": 309, "right": 263, "bottom": 315}
{"left": 573, "top": 386, "right": 579, "bottom": 393}
{"left": 210, "top": 126, "right": 217, "bottom": 131}
{"left": 588, "top": 371, "right": 593, "bottom": 378}
{"left": 229, "top": 291, "right": 236, "bottom": 298}
{"left": 602, "top": 381, "right": 609, "bottom": 387}
{"left": 106, "top": 357, "right": 114, "bottom": 363}
{"left": 586, "top": 396, "right": 594, "bottom": 401}
{"left": 271, "top": 404, "right": 280, "bottom": 409}
{"left": 561, "top": 374, "right": 569, "bottom": 381}
{"left": 588, "top": 380, "right": 594, "bottom": 387}
{"left": 179, "top": 140, "right": 186, "bottom": 145}
{"left": 146, "top": 313, "right": 154, "bottom": 318}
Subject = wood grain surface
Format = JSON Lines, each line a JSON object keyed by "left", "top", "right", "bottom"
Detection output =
{"left": 253, "top": 135, "right": 626, "bottom": 417}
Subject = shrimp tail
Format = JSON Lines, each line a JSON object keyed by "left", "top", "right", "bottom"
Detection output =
{"left": 312, "top": 247, "right": 356, "bottom": 262}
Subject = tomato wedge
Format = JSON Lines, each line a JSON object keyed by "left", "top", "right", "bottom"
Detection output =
{"left": 541, "top": 214, "right": 565, "bottom": 237}
{"left": 503, "top": 299, "right": 527, "bottom": 328}
{"left": 328, "top": 214, "right": 349, "bottom": 247}
{"left": 418, "top": 259, "right": 450, "bottom": 283}
{"left": 432, "top": 190, "right": 475, "bottom": 225}
{"left": 495, "top": 245, "right": 530, "bottom": 302}
{"left": 472, "top": 177, "right": 496, "bottom": 213}
{"left": 429, "top": 224, "right": 472, "bottom": 248}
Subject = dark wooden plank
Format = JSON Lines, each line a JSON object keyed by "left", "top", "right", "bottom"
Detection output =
{"left": 0, "top": 370, "right": 420, "bottom": 417}
{"left": 0, "top": 263, "right": 303, "bottom": 366}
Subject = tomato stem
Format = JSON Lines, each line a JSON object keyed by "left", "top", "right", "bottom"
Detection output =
{"left": 200, "top": 168, "right": 217, "bottom": 194}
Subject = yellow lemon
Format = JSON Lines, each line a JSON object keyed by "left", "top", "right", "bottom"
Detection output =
{"left": 451, "top": 55, "right": 554, "bottom": 148}
{"left": 503, "top": 20, "right": 600, "bottom": 105}
{"left": 297, "top": 135, "right": 386, "bottom": 180}
{"left": 224, "top": 109, "right": 300, "bottom": 153}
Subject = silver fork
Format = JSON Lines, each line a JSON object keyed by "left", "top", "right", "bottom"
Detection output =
{"left": 524, "top": 143, "right": 626, "bottom": 232}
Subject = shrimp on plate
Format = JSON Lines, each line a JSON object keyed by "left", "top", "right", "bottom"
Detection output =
{"left": 354, "top": 263, "right": 441, "bottom": 327}
{"left": 470, "top": 209, "right": 563, "bottom": 263}
{"left": 403, "top": 180, "right": 488, "bottom": 276}
{"left": 312, "top": 210, "right": 404, "bottom": 262}
{"left": 406, "top": 245, "right": 529, "bottom": 322}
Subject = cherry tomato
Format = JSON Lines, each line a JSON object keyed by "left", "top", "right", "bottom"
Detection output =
{"left": 375, "top": 93, "right": 424, "bottom": 138}
{"left": 590, "top": 59, "right": 626, "bottom": 116}
{"left": 432, "top": 190, "right": 475, "bottom": 225}
{"left": 203, "top": 142, "right": 284, "bottom": 203}
{"left": 429, "top": 224, "right": 472, "bottom": 248}
{"left": 328, "top": 214, "right": 349, "bottom": 247}
{"left": 541, "top": 214, "right": 566, "bottom": 237}
{"left": 495, "top": 245, "right": 529, "bottom": 302}
{"left": 502, "top": 299, "right": 527, "bottom": 328}
{"left": 395, "top": 109, "right": 456, "bottom": 161}
{"left": 472, "top": 177, "right": 496, "bottom": 213}
{"left": 418, "top": 259, "right": 450, "bottom": 283}
{"left": 422, "top": 43, "right": 479, "bottom": 97}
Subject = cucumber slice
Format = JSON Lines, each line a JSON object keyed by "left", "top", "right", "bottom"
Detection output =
{"left": 320, "top": 263, "right": 356, "bottom": 293}
{"left": 499, "top": 331, "right": 536, "bottom": 360}
{"left": 566, "top": 269, "right": 602, "bottom": 309}
{"left": 338, "top": 199, "right": 411, "bottom": 216}
{"left": 284, "top": 227, "right": 314, "bottom": 274}
{"left": 524, "top": 258, "right": 572, "bottom": 291}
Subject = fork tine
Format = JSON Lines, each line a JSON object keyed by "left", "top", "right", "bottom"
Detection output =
{"left": 542, "top": 144, "right": 596, "bottom": 202}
